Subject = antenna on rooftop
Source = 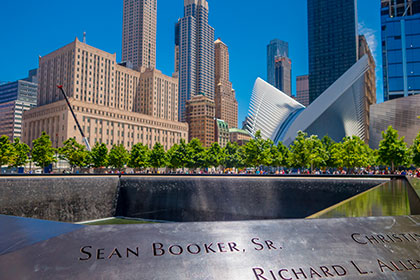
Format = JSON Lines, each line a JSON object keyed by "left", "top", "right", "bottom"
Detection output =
{"left": 83, "top": 32, "right": 86, "bottom": 44}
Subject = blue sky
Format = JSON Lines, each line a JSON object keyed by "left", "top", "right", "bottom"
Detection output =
{"left": 0, "top": 0, "right": 383, "bottom": 126}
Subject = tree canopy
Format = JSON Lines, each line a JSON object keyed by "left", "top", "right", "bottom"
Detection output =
{"left": 332, "top": 136, "right": 372, "bottom": 171}
{"left": 4, "top": 125, "right": 419, "bottom": 173}
{"left": 59, "top": 138, "right": 90, "bottom": 170}
{"left": 222, "top": 142, "right": 244, "bottom": 169}
{"left": 187, "top": 138, "right": 206, "bottom": 170}
{"left": 31, "top": 132, "right": 56, "bottom": 169}
{"left": 288, "top": 131, "right": 327, "bottom": 170}
{"left": 129, "top": 143, "right": 149, "bottom": 169}
{"left": 412, "top": 131, "right": 420, "bottom": 167}
{"left": 149, "top": 143, "right": 167, "bottom": 169}
{"left": 0, "top": 136, "right": 15, "bottom": 167}
{"left": 12, "top": 138, "right": 30, "bottom": 168}
{"left": 90, "top": 142, "right": 109, "bottom": 168}
{"left": 205, "top": 142, "right": 223, "bottom": 168}
{"left": 378, "top": 126, "right": 411, "bottom": 172}
{"left": 108, "top": 144, "right": 129, "bottom": 170}
{"left": 244, "top": 131, "right": 273, "bottom": 168}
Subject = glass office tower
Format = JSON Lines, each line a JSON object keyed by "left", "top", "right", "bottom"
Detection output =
{"left": 381, "top": 0, "right": 420, "bottom": 100}
{"left": 274, "top": 56, "right": 292, "bottom": 96}
{"left": 0, "top": 78, "right": 37, "bottom": 139}
{"left": 307, "top": 0, "right": 358, "bottom": 103}
{"left": 175, "top": 0, "right": 215, "bottom": 122}
{"left": 267, "top": 39, "right": 289, "bottom": 88}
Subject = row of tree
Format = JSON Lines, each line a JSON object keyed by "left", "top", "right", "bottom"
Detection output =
{"left": 0, "top": 126, "right": 419, "bottom": 172}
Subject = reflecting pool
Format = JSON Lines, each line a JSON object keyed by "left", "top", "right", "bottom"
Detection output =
{"left": 308, "top": 178, "right": 420, "bottom": 219}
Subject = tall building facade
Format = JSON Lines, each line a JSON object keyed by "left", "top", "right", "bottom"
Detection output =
{"left": 122, "top": 0, "right": 157, "bottom": 69}
{"left": 214, "top": 38, "right": 238, "bottom": 128}
{"left": 23, "top": 39, "right": 188, "bottom": 150}
{"left": 267, "top": 39, "right": 289, "bottom": 88}
{"left": 186, "top": 94, "right": 215, "bottom": 147}
{"left": 274, "top": 56, "right": 292, "bottom": 96}
{"left": 308, "top": 0, "right": 358, "bottom": 103}
{"left": 175, "top": 0, "right": 215, "bottom": 121}
{"left": 359, "top": 35, "right": 377, "bottom": 143}
{"left": 135, "top": 68, "right": 179, "bottom": 121}
{"left": 381, "top": 0, "right": 420, "bottom": 100}
{"left": 0, "top": 77, "right": 37, "bottom": 139}
{"left": 294, "top": 75, "right": 310, "bottom": 107}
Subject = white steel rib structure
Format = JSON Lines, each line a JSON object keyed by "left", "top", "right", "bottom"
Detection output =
{"left": 245, "top": 78, "right": 305, "bottom": 140}
{"left": 245, "top": 55, "right": 370, "bottom": 146}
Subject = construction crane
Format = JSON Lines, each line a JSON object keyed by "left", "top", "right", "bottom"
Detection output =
{"left": 56, "top": 85, "right": 91, "bottom": 151}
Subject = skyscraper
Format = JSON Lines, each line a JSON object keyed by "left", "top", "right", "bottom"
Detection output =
{"left": 359, "top": 35, "right": 376, "bottom": 143}
{"left": 274, "top": 56, "right": 292, "bottom": 96}
{"left": 175, "top": 0, "right": 215, "bottom": 122}
{"left": 214, "top": 38, "right": 238, "bottom": 128}
{"left": 267, "top": 39, "right": 289, "bottom": 88}
{"left": 0, "top": 74, "right": 37, "bottom": 140}
{"left": 295, "top": 75, "right": 310, "bottom": 107}
{"left": 381, "top": 0, "right": 420, "bottom": 100}
{"left": 122, "top": 0, "right": 157, "bottom": 70}
{"left": 308, "top": 0, "right": 358, "bottom": 103}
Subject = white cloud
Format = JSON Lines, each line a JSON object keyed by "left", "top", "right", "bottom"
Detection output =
{"left": 358, "top": 22, "right": 378, "bottom": 59}
{"left": 358, "top": 21, "right": 383, "bottom": 102}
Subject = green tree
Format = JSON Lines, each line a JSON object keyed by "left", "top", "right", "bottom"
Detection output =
{"left": 59, "top": 138, "right": 90, "bottom": 171}
{"left": 187, "top": 138, "right": 206, "bottom": 170}
{"left": 108, "top": 144, "right": 129, "bottom": 170}
{"left": 205, "top": 142, "right": 223, "bottom": 169}
{"left": 321, "top": 135, "right": 336, "bottom": 168}
{"left": 31, "top": 132, "right": 56, "bottom": 171}
{"left": 288, "top": 131, "right": 310, "bottom": 169}
{"left": 306, "top": 135, "right": 328, "bottom": 171}
{"left": 222, "top": 142, "right": 244, "bottom": 169}
{"left": 149, "top": 143, "right": 167, "bottom": 171}
{"left": 167, "top": 143, "right": 181, "bottom": 171}
{"left": 412, "top": 131, "right": 420, "bottom": 167}
{"left": 244, "top": 131, "right": 273, "bottom": 168}
{"left": 0, "top": 135, "right": 15, "bottom": 167}
{"left": 129, "top": 143, "right": 149, "bottom": 170}
{"left": 90, "top": 142, "right": 108, "bottom": 168}
{"left": 332, "top": 136, "right": 371, "bottom": 172}
{"left": 12, "top": 138, "right": 30, "bottom": 168}
{"left": 378, "top": 126, "right": 411, "bottom": 172}
{"left": 289, "top": 131, "right": 327, "bottom": 171}
{"left": 167, "top": 139, "right": 191, "bottom": 171}
{"left": 271, "top": 141, "right": 289, "bottom": 168}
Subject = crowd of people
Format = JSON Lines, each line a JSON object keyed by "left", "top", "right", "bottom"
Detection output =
{"left": 67, "top": 167, "right": 420, "bottom": 177}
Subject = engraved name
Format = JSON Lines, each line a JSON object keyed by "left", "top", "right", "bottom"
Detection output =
{"left": 351, "top": 232, "right": 420, "bottom": 245}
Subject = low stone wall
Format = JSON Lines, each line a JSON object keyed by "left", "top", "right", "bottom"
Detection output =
{"left": 0, "top": 176, "right": 119, "bottom": 222}
{"left": 116, "top": 176, "right": 388, "bottom": 222}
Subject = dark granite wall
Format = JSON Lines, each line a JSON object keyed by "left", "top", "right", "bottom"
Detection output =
{"left": 116, "top": 177, "right": 388, "bottom": 222}
{"left": 0, "top": 177, "right": 119, "bottom": 222}
{"left": 0, "top": 176, "right": 390, "bottom": 223}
